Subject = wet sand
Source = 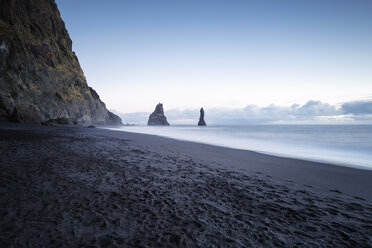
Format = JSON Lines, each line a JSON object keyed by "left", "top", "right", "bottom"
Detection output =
{"left": 1, "top": 123, "right": 372, "bottom": 247}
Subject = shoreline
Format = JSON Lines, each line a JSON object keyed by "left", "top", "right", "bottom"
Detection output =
{"left": 104, "top": 125, "right": 372, "bottom": 171}
{"left": 1, "top": 122, "right": 372, "bottom": 246}
{"left": 3, "top": 122, "right": 372, "bottom": 201}
{"left": 99, "top": 126, "right": 372, "bottom": 202}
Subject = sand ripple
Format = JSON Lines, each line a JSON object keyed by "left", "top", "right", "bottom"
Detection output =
{"left": 0, "top": 127, "right": 372, "bottom": 247}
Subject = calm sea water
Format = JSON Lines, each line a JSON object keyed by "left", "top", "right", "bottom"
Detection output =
{"left": 105, "top": 125, "right": 372, "bottom": 170}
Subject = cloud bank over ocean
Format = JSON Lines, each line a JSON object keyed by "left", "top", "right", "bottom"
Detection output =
{"left": 342, "top": 101, "right": 372, "bottom": 115}
{"left": 112, "top": 100, "right": 372, "bottom": 125}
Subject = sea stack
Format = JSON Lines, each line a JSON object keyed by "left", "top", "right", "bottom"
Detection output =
{"left": 0, "top": 0, "right": 122, "bottom": 125}
{"left": 148, "top": 103, "right": 170, "bottom": 126}
{"left": 198, "top": 107, "right": 207, "bottom": 126}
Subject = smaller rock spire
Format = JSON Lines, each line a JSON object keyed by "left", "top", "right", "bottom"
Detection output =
{"left": 198, "top": 107, "right": 207, "bottom": 126}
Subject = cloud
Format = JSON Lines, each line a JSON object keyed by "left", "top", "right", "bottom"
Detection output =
{"left": 113, "top": 99, "right": 372, "bottom": 125}
{"left": 293, "top": 100, "right": 339, "bottom": 116}
{"left": 341, "top": 101, "right": 372, "bottom": 115}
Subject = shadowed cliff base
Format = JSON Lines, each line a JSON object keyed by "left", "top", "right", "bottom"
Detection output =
{"left": 1, "top": 123, "right": 372, "bottom": 247}
{"left": 0, "top": 0, "right": 122, "bottom": 125}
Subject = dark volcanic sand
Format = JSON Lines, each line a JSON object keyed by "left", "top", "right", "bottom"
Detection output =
{"left": 0, "top": 123, "right": 372, "bottom": 247}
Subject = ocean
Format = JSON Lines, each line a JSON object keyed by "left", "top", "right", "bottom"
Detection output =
{"left": 105, "top": 125, "right": 372, "bottom": 170}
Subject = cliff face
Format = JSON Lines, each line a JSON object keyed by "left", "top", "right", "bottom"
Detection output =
{"left": 0, "top": 0, "right": 122, "bottom": 125}
{"left": 148, "top": 103, "right": 170, "bottom": 126}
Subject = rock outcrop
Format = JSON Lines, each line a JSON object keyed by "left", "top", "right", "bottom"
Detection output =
{"left": 198, "top": 107, "right": 207, "bottom": 126}
{"left": 0, "top": 0, "right": 122, "bottom": 125}
{"left": 148, "top": 103, "right": 170, "bottom": 126}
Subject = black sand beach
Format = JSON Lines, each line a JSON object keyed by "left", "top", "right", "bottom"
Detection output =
{"left": 1, "top": 123, "right": 372, "bottom": 247}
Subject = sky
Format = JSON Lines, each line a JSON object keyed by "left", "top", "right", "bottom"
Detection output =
{"left": 56, "top": 0, "right": 372, "bottom": 123}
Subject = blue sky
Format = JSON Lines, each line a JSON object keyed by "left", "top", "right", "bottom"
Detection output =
{"left": 56, "top": 0, "right": 372, "bottom": 120}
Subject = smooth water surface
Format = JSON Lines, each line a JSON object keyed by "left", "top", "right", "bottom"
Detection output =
{"left": 105, "top": 125, "right": 372, "bottom": 170}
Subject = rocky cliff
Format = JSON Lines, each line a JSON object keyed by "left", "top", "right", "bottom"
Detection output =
{"left": 0, "top": 0, "right": 122, "bottom": 125}
{"left": 198, "top": 107, "right": 206, "bottom": 126}
{"left": 148, "top": 103, "right": 170, "bottom": 126}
